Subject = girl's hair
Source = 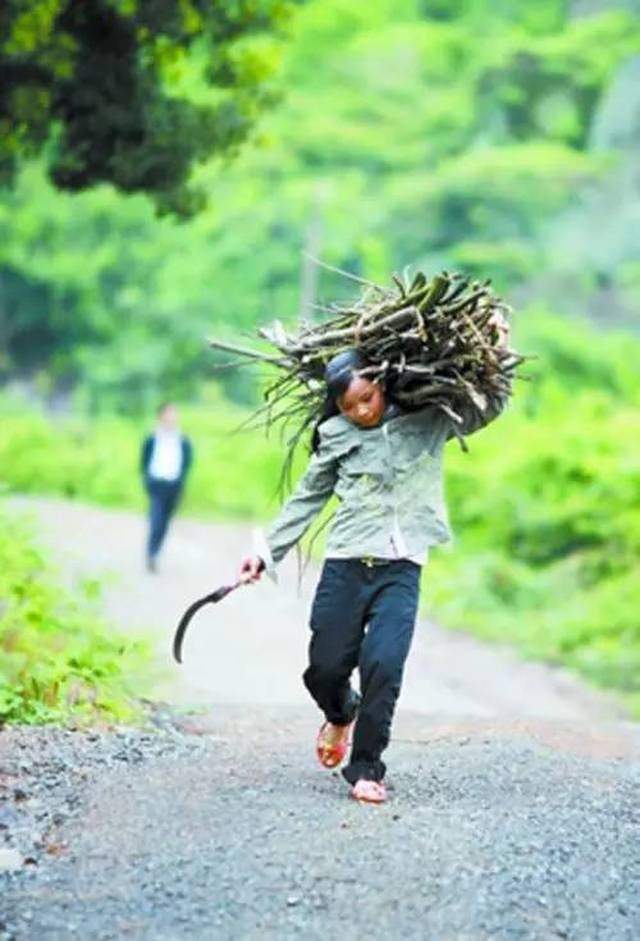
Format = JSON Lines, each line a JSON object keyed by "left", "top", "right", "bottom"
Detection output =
{"left": 311, "top": 349, "right": 370, "bottom": 453}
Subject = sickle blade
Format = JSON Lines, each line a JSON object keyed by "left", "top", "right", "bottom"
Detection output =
{"left": 172, "top": 584, "right": 238, "bottom": 664}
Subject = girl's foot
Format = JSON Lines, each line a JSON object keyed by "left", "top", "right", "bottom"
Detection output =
{"left": 351, "top": 779, "right": 387, "bottom": 804}
{"left": 316, "top": 721, "right": 352, "bottom": 768}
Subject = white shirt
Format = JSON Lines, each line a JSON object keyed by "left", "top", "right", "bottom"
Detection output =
{"left": 148, "top": 430, "right": 182, "bottom": 482}
{"left": 390, "top": 517, "right": 428, "bottom": 567}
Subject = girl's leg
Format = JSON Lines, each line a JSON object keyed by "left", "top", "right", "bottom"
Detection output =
{"left": 342, "top": 561, "right": 421, "bottom": 785}
{"left": 303, "top": 560, "right": 366, "bottom": 726}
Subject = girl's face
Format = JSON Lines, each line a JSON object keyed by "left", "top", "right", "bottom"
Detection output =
{"left": 338, "top": 376, "right": 385, "bottom": 428}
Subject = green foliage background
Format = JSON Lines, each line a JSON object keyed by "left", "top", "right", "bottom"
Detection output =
{"left": 2, "top": 0, "right": 639, "bottom": 408}
{"left": 0, "top": 385, "right": 285, "bottom": 518}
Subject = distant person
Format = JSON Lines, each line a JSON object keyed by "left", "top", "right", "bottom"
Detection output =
{"left": 141, "top": 402, "right": 193, "bottom": 572}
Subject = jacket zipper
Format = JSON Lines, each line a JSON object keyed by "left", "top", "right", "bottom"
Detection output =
{"left": 382, "top": 423, "right": 403, "bottom": 558}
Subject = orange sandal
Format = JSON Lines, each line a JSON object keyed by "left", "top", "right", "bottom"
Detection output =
{"left": 316, "top": 721, "right": 353, "bottom": 769}
{"left": 351, "top": 779, "right": 387, "bottom": 804}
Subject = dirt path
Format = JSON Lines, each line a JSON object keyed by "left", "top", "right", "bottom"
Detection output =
{"left": 8, "top": 496, "right": 623, "bottom": 721}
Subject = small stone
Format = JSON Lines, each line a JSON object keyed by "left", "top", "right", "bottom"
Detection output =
{"left": 0, "top": 848, "right": 23, "bottom": 872}
{"left": 0, "top": 805, "right": 21, "bottom": 829}
{"left": 286, "top": 895, "right": 300, "bottom": 907}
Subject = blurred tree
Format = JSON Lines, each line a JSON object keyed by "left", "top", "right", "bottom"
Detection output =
{"left": 477, "top": 13, "right": 639, "bottom": 147}
{"left": 0, "top": 0, "right": 295, "bottom": 215}
{"left": 1, "top": 0, "right": 639, "bottom": 410}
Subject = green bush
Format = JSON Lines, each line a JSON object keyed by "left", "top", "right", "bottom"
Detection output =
{"left": 0, "top": 388, "right": 285, "bottom": 520}
{"left": 0, "top": 505, "right": 149, "bottom": 725}
{"left": 428, "top": 382, "right": 640, "bottom": 703}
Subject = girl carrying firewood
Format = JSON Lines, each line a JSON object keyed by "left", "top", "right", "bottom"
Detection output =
{"left": 239, "top": 309, "right": 511, "bottom": 803}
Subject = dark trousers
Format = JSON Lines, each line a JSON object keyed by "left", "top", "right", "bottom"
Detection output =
{"left": 146, "top": 478, "right": 182, "bottom": 560}
{"left": 303, "top": 558, "right": 421, "bottom": 784}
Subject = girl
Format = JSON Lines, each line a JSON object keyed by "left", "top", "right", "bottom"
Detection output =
{"left": 240, "top": 330, "right": 510, "bottom": 803}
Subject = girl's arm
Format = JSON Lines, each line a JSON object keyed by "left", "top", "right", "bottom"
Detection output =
{"left": 266, "top": 446, "right": 338, "bottom": 564}
{"left": 452, "top": 387, "right": 510, "bottom": 438}
{"left": 241, "top": 437, "right": 339, "bottom": 579}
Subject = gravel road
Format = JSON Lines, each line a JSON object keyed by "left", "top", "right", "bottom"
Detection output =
{"left": 1, "top": 713, "right": 639, "bottom": 940}
{"left": 1, "top": 497, "right": 639, "bottom": 940}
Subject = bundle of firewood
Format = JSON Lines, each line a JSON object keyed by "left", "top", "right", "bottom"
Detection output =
{"left": 210, "top": 269, "right": 523, "bottom": 450}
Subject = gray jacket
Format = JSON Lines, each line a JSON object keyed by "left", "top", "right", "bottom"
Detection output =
{"left": 263, "top": 393, "right": 508, "bottom": 566}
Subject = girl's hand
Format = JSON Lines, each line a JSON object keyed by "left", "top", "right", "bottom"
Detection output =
{"left": 239, "top": 555, "right": 265, "bottom": 583}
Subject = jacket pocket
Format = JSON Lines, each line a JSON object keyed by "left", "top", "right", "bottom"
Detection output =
{"left": 394, "top": 447, "right": 439, "bottom": 475}
{"left": 339, "top": 440, "right": 384, "bottom": 478}
{"left": 395, "top": 450, "right": 444, "bottom": 506}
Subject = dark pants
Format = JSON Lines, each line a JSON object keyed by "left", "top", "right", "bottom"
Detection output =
{"left": 146, "top": 478, "right": 182, "bottom": 560}
{"left": 303, "top": 558, "right": 421, "bottom": 784}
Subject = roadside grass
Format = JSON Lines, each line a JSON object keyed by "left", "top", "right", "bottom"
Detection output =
{"left": 0, "top": 505, "right": 150, "bottom": 725}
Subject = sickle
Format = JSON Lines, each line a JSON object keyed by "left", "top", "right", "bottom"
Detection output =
{"left": 172, "top": 581, "right": 242, "bottom": 664}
